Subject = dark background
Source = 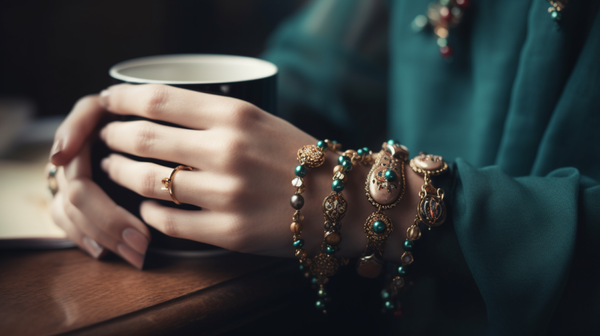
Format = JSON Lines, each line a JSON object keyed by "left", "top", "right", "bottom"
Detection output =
{"left": 0, "top": 0, "right": 304, "bottom": 118}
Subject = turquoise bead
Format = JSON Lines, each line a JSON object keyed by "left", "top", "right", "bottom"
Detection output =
{"left": 326, "top": 245, "right": 336, "bottom": 254}
{"left": 338, "top": 155, "right": 350, "bottom": 165}
{"left": 381, "top": 289, "right": 390, "bottom": 300}
{"left": 397, "top": 265, "right": 407, "bottom": 277}
{"left": 357, "top": 149, "right": 364, "bottom": 156}
{"left": 317, "top": 140, "right": 328, "bottom": 152}
{"left": 317, "top": 288, "right": 327, "bottom": 297}
{"left": 372, "top": 220, "right": 386, "bottom": 233}
{"left": 316, "top": 300, "right": 325, "bottom": 309}
{"left": 311, "top": 278, "right": 317, "bottom": 284}
{"left": 384, "top": 300, "right": 396, "bottom": 310}
{"left": 551, "top": 10, "right": 561, "bottom": 21}
{"left": 332, "top": 179, "right": 345, "bottom": 192}
{"left": 362, "top": 147, "right": 370, "bottom": 153}
{"left": 295, "top": 165, "right": 307, "bottom": 177}
{"left": 299, "top": 265, "right": 304, "bottom": 271}
{"left": 387, "top": 139, "right": 398, "bottom": 146}
{"left": 403, "top": 239, "right": 414, "bottom": 251}
{"left": 384, "top": 169, "right": 397, "bottom": 181}
{"left": 341, "top": 159, "right": 353, "bottom": 171}
{"left": 293, "top": 239, "right": 305, "bottom": 248}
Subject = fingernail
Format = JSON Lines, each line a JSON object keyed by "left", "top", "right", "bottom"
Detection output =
{"left": 101, "top": 157, "right": 110, "bottom": 173}
{"left": 49, "top": 138, "right": 63, "bottom": 161}
{"left": 117, "top": 243, "right": 145, "bottom": 270}
{"left": 82, "top": 236, "right": 106, "bottom": 259}
{"left": 99, "top": 89, "right": 110, "bottom": 108}
{"left": 122, "top": 228, "right": 149, "bottom": 255}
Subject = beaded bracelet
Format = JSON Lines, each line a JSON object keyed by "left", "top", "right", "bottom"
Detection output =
{"left": 312, "top": 147, "right": 373, "bottom": 313}
{"left": 290, "top": 140, "right": 340, "bottom": 268}
{"left": 381, "top": 152, "right": 448, "bottom": 315}
{"left": 357, "top": 140, "right": 409, "bottom": 279}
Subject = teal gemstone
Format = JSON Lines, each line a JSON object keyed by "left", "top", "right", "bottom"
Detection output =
{"left": 299, "top": 265, "right": 304, "bottom": 271}
{"left": 311, "top": 278, "right": 317, "bottom": 284}
{"left": 317, "top": 140, "right": 328, "bottom": 152}
{"left": 403, "top": 239, "right": 414, "bottom": 251}
{"left": 326, "top": 245, "right": 336, "bottom": 254}
{"left": 316, "top": 300, "right": 325, "bottom": 309}
{"left": 293, "top": 239, "right": 305, "bottom": 248}
{"left": 384, "top": 169, "right": 397, "bottom": 181}
{"left": 551, "top": 10, "right": 561, "bottom": 21}
{"left": 357, "top": 149, "right": 364, "bottom": 156}
{"left": 397, "top": 265, "right": 407, "bottom": 277}
{"left": 387, "top": 139, "right": 398, "bottom": 146}
{"left": 338, "top": 155, "right": 350, "bottom": 165}
{"left": 332, "top": 179, "right": 345, "bottom": 192}
{"left": 381, "top": 289, "right": 390, "bottom": 300}
{"left": 384, "top": 300, "right": 396, "bottom": 310}
{"left": 362, "top": 147, "right": 370, "bottom": 153}
{"left": 295, "top": 165, "right": 307, "bottom": 177}
{"left": 317, "top": 288, "right": 327, "bottom": 297}
{"left": 372, "top": 220, "right": 386, "bottom": 233}
{"left": 341, "top": 159, "right": 353, "bottom": 171}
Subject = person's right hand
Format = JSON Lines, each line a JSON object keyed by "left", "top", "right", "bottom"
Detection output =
{"left": 48, "top": 95, "right": 151, "bottom": 269}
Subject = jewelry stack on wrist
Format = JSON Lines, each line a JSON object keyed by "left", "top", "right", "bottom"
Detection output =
{"left": 288, "top": 140, "right": 449, "bottom": 317}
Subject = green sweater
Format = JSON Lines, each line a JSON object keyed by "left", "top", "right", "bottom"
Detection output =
{"left": 263, "top": 0, "right": 600, "bottom": 334}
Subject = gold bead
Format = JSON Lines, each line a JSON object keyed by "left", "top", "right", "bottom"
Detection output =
{"left": 333, "top": 165, "right": 344, "bottom": 175}
{"left": 343, "top": 149, "right": 358, "bottom": 159}
{"left": 324, "top": 232, "right": 341, "bottom": 246}
{"left": 407, "top": 225, "right": 421, "bottom": 240}
{"left": 295, "top": 248, "right": 308, "bottom": 259}
{"left": 290, "top": 222, "right": 303, "bottom": 234}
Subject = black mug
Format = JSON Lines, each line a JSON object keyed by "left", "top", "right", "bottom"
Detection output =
{"left": 92, "top": 54, "right": 277, "bottom": 255}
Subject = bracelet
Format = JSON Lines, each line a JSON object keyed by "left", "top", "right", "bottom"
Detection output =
{"left": 312, "top": 147, "right": 373, "bottom": 313}
{"left": 290, "top": 140, "right": 340, "bottom": 267}
{"left": 381, "top": 152, "right": 448, "bottom": 315}
{"left": 357, "top": 140, "right": 409, "bottom": 279}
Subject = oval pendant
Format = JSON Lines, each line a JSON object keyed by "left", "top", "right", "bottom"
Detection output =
{"left": 418, "top": 195, "right": 445, "bottom": 227}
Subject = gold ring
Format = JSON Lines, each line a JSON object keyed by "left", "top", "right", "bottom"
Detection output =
{"left": 161, "top": 165, "right": 192, "bottom": 205}
{"left": 48, "top": 164, "right": 59, "bottom": 196}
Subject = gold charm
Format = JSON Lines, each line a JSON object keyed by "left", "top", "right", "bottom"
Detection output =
{"left": 410, "top": 152, "right": 448, "bottom": 229}
{"left": 297, "top": 145, "right": 325, "bottom": 168}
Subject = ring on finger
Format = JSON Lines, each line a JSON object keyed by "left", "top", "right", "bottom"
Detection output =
{"left": 48, "top": 164, "right": 59, "bottom": 196}
{"left": 161, "top": 165, "right": 193, "bottom": 205}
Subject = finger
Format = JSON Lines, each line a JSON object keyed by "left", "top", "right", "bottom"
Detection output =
{"left": 99, "top": 120, "right": 203, "bottom": 167}
{"left": 53, "top": 166, "right": 107, "bottom": 259}
{"left": 101, "top": 154, "right": 239, "bottom": 210}
{"left": 140, "top": 201, "right": 241, "bottom": 250}
{"left": 50, "top": 95, "right": 106, "bottom": 166}
{"left": 50, "top": 192, "right": 106, "bottom": 259}
{"left": 98, "top": 83, "right": 250, "bottom": 129}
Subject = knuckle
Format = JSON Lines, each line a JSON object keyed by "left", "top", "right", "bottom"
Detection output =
{"left": 132, "top": 121, "right": 157, "bottom": 155}
{"left": 226, "top": 101, "right": 261, "bottom": 127}
{"left": 67, "top": 180, "right": 87, "bottom": 208}
{"left": 139, "top": 168, "right": 158, "bottom": 197}
{"left": 144, "top": 85, "right": 171, "bottom": 117}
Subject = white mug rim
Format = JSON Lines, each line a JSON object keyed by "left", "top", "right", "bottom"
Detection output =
{"left": 109, "top": 54, "right": 278, "bottom": 85}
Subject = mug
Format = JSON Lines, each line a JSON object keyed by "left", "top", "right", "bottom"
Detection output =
{"left": 91, "top": 54, "right": 277, "bottom": 256}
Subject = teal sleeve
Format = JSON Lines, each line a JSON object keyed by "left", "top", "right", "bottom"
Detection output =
{"left": 447, "top": 161, "right": 600, "bottom": 335}
{"left": 261, "top": 0, "right": 390, "bottom": 148}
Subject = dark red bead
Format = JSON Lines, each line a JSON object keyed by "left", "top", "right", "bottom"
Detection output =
{"left": 440, "top": 7, "right": 452, "bottom": 21}
{"left": 455, "top": 0, "right": 470, "bottom": 8}
{"left": 393, "top": 309, "right": 404, "bottom": 318}
{"left": 440, "top": 46, "right": 453, "bottom": 58}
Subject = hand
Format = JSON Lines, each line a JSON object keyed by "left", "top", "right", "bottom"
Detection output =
{"left": 97, "top": 83, "right": 409, "bottom": 258}
{"left": 48, "top": 96, "right": 151, "bottom": 269}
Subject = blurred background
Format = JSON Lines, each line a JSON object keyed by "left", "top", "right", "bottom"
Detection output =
{"left": 0, "top": 0, "right": 304, "bottom": 119}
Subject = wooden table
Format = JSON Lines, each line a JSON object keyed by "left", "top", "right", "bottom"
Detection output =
{"left": 0, "top": 248, "right": 307, "bottom": 335}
